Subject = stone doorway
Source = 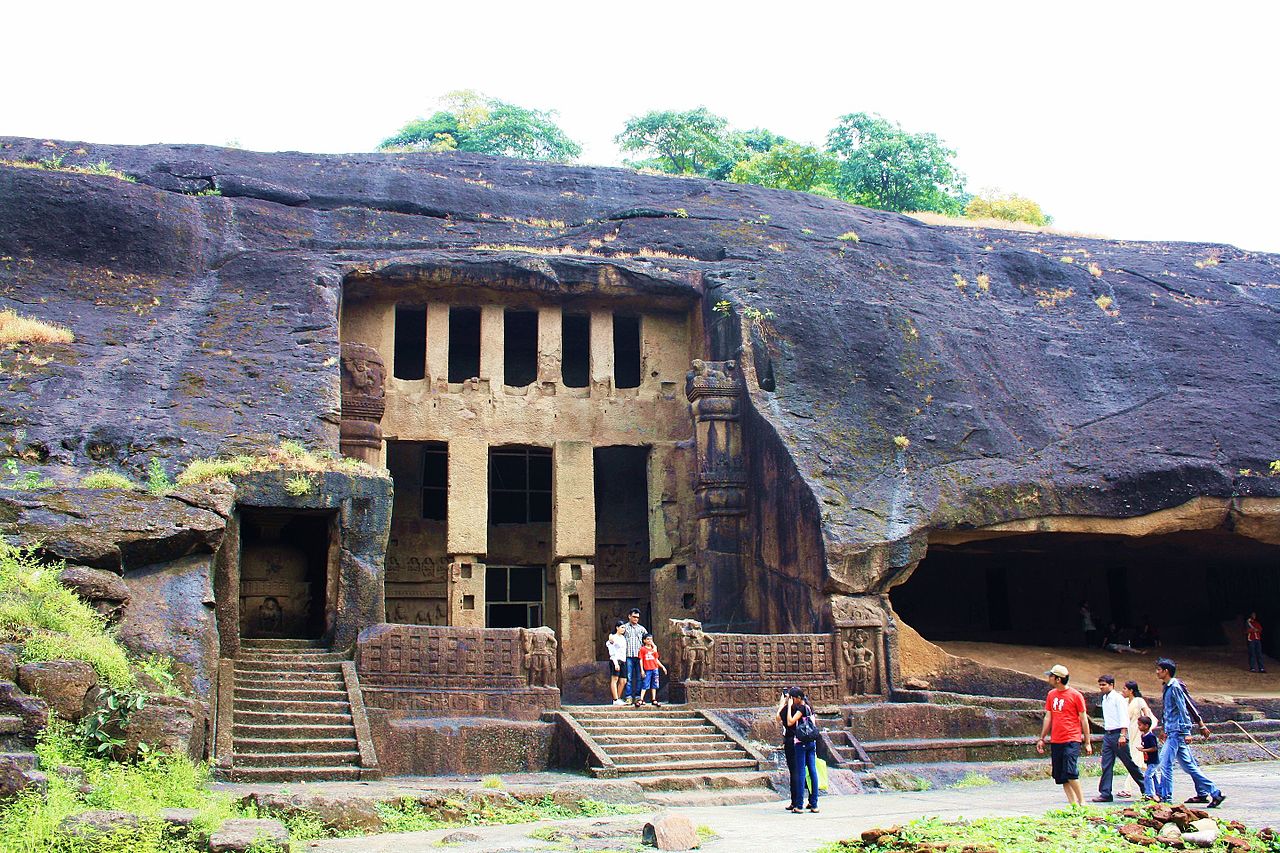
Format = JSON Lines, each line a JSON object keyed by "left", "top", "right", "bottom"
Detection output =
{"left": 238, "top": 509, "right": 335, "bottom": 640}
{"left": 593, "top": 446, "right": 651, "bottom": 656}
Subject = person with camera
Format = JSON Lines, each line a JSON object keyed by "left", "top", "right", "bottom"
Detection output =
{"left": 780, "top": 687, "right": 820, "bottom": 813}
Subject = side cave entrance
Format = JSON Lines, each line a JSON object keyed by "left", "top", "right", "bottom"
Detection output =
{"left": 384, "top": 440, "right": 448, "bottom": 625}
{"left": 488, "top": 445, "right": 552, "bottom": 629}
{"left": 593, "top": 445, "right": 652, "bottom": 654}
{"left": 893, "top": 529, "right": 1280, "bottom": 658}
{"left": 238, "top": 508, "right": 336, "bottom": 641}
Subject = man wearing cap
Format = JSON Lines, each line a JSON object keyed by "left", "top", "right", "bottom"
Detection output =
{"left": 1036, "top": 664, "right": 1092, "bottom": 804}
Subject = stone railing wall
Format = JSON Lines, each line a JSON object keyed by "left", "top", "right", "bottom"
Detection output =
{"left": 355, "top": 623, "right": 559, "bottom": 720}
{"left": 674, "top": 631, "right": 841, "bottom": 706}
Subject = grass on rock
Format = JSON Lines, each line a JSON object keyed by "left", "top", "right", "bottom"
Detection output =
{"left": 176, "top": 441, "right": 378, "bottom": 487}
{"left": 0, "top": 309, "right": 74, "bottom": 345}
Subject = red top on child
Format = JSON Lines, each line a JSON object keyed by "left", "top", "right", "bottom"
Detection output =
{"left": 1045, "top": 685, "right": 1087, "bottom": 743}
{"left": 639, "top": 646, "right": 661, "bottom": 671}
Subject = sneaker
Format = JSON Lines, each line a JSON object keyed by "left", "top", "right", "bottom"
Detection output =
{"left": 612, "top": 699, "right": 625, "bottom": 706}
{"left": 1117, "top": 792, "right": 1133, "bottom": 799}
{"left": 1209, "top": 792, "right": 1226, "bottom": 808}
{"left": 1184, "top": 794, "right": 1211, "bottom": 804}
{"left": 807, "top": 806, "right": 820, "bottom": 813}
{"left": 1090, "top": 796, "right": 1113, "bottom": 803}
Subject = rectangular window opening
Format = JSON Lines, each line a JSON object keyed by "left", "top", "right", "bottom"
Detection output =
{"left": 448, "top": 307, "right": 481, "bottom": 383}
{"left": 504, "top": 310, "right": 539, "bottom": 387}
{"left": 561, "top": 313, "right": 590, "bottom": 388}
{"left": 613, "top": 314, "right": 641, "bottom": 389}
{"left": 486, "top": 565, "right": 545, "bottom": 628}
{"left": 489, "top": 446, "right": 552, "bottom": 525}
{"left": 421, "top": 442, "right": 447, "bottom": 521}
{"left": 393, "top": 306, "right": 427, "bottom": 380}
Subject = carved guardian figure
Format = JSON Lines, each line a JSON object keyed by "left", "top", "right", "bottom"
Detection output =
{"left": 339, "top": 342, "right": 386, "bottom": 464}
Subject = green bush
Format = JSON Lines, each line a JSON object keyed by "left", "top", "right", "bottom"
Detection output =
{"left": 145, "top": 459, "right": 173, "bottom": 497}
{"left": 965, "top": 191, "right": 1051, "bottom": 226}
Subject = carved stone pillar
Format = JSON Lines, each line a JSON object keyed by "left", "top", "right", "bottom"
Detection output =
{"left": 339, "top": 342, "right": 386, "bottom": 466}
{"left": 686, "top": 359, "right": 748, "bottom": 630}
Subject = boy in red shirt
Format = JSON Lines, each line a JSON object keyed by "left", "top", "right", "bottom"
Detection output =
{"left": 637, "top": 633, "right": 669, "bottom": 707}
{"left": 1036, "top": 663, "right": 1093, "bottom": 804}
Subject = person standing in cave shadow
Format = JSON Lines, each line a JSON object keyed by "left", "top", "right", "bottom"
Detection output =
{"left": 1080, "top": 601, "right": 1099, "bottom": 648}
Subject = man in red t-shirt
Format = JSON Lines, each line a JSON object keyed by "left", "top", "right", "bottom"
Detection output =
{"left": 1036, "top": 664, "right": 1092, "bottom": 804}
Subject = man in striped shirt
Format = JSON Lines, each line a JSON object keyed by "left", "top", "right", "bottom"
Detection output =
{"left": 622, "top": 608, "right": 648, "bottom": 705}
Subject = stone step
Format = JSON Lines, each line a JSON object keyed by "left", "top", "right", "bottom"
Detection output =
{"left": 234, "top": 698, "right": 350, "bottom": 715}
{"left": 238, "top": 651, "right": 350, "bottom": 664}
{"left": 233, "top": 723, "right": 355, "bottom": 740}
{"left": 0, "top": 716, "right": 23, "bottom": 735}
{"left": 861, "top": 736, "right": 1034, "bottom": 764}
{"left": 234, "top": 686, "right": 349, "bottom": 701}
{"left": 235, "top": 710, "right": 353, "bottom": 726}
{"left": 239, "top": 639, "right": 328, "bottom": 650}
{"left": 233, "top": 750, "right": 361, "bottom": 768}
{"left": 604, "top": 757, "right": 759, "bottom": 776}
{"left": 228, "top": 766, "right": 364, "bottom": 783}
{"left": 579, "top": 722, "right": 721, "bottom": 736}
{"left": 573, "top": 713, "right": 706, "bottom": 724}
{"left": 566, "top": 707, "right": 703, "bottom": 719}
{"left": 235, "top": 660, "right": 346, "bottom": 674}
{"left": 592, "top": 732, "right": 727, "bottom": 746}
{"left": 233, "top": 737, "right": 357, "bottom": 755}
{"left": 608, "top": 745, "right": 745, "bottom": 763}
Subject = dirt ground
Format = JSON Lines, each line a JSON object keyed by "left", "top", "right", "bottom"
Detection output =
{"left": 939, "top": 639, "right": 1278, "bottom": 699}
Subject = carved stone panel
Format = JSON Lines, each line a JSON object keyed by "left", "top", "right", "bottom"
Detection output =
{"left": 339, "top": 342, "right": 386, "bottom": 464}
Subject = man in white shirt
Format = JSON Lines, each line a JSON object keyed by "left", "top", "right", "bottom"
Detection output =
{"left": 1093, "top": 673, "right": 1145, "bottom": 802}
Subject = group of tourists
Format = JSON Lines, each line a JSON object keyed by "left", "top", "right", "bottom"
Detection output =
{"left": 604, "top": 609, "right": 668, "bottom": 706}
{"left": 1038, "top": 659, "right": 1225, "bottom": 808}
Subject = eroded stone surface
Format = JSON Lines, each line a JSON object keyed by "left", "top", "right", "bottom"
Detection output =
{"left": 17, "top": 660, "right": 97, "bottom": 722}
{"left": 643, "top": 812, "right": 701, "bottom": 850}
{"left": 208, "top": 818, "right": 289, "bottom": 852}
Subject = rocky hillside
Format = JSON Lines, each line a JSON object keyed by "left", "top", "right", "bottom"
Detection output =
{"left": 2, "top": 136, "right": 1278, "bottom": 581}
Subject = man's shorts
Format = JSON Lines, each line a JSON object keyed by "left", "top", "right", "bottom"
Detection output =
{"left": 1050, "top": 741, "right": 1081, "bottom": 784}
{"left": 609, "top": 659, "right": 624, "bottom": 677}
{"left": 641, "top": 669, "right": 660, "bottom": 691}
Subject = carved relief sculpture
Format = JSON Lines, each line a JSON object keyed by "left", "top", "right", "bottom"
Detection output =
{"left": 847, "top": 628, "right": 874, "bottom": 695}
{"left": 521, "top": 626, "right": 559, "bottom": 688}
{"left": 678, "top": 623, "right": 715, "bottom": 681}
{"left": 339, "top": 341, "right": 386, "bottom": 464}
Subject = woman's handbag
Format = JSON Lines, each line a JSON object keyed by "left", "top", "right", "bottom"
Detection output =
{"left": 796, "top": 714, "right": 821, "bottom": 744}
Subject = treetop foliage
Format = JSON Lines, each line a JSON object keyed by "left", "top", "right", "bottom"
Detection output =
{"left": 379, "top": 90, "right": 582, "bottom": 162}
{"left": 826, "top": 112, "right": 967, "bottom": 214}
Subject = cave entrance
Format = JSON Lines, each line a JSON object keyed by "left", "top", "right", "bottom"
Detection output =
{"left": 487, "top": 445, "right": 551, "bottom": 628}
{"left": 893, "top": 529, "right": 1280, "bottom": 657}
{"left": 238, "top": 509, "right": 335, "bottom": 640}
{"left": 593, "top": 445, "right": 651, "bottom": 657}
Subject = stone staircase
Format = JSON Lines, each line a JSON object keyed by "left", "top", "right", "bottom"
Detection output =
{"left": 227, "top": 639, "right": 375, "bottom": 782}
{"left": 561, "top": 705, "right": 766, "bottom": 777}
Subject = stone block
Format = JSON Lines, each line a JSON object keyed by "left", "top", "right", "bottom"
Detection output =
{"left": 121, "top": 694, "right": 206, "bottom": 761}
{"left": 208, "top": 818, "right": 289, "bottom": 852}
{"left": 118, "top": 554, "right": 217, "bottom": 701}
{"left": 643, "top": 812, "right": 701, "bottom": 850}
{"left": 60, "top": 810, "right": 140, "bottom": 838}
{"left": 368, "top": 714, "right": 553, "bottom": 776}
{"left": 17, "top": 660, "right": 97, "bottom": 722}
{"left": 58, "top": 565, "right": 131, "bottom": 620}
{"left": 0, "top": 756, "right": 45, "bottom": 802}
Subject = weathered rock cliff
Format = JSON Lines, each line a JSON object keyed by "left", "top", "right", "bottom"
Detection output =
{"left": 2, "top": 136, "right": 1277, "bottom": 603}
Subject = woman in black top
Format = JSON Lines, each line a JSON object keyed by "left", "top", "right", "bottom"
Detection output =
{"left": 776, "top": 688, "right": 797, "bottom": 808}
{"left": 782, "top": 687, "right": 819, "bottom": 813}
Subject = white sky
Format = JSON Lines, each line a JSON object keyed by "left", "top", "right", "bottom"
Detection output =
{"left": 6, "top": 2, "right": 1278, "bottom": 252}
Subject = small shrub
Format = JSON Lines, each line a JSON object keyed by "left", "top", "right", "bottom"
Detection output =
{"left": 3, "top": 458, "right": 53, "bottom": 490}
{"left": 176, "top": 456, "right": 254, "bottom": 485}
{"left": 953, "top": 273, "right": 968, "bottom": 290}
{"left": 277, "top": 440, "right": 308, "bottom": 459}
{"left": 481, "top": 775, "right": 504, "bottom": 789}
{"left": 894, "top": 435, "right": 911, "bottom": 450}
{"left": 964, "top": 191, "right": 1051, "bottom": 226}
{"left": 1270, "top": 460, "right": 1280, "bottom": 475}
{"left": 673, "top": 208, "right": 688, "bottom": 218}
{"left": 0, "top": 308, "right": 75, "bottom": 344}
{"left": 1094, "top": 295, "right": 1113, "bottom": 311}
{"left": 712, "top": 300, "right": 733, "bottom": 316}
{"left": 975, "top": 273, "right": 991, "bottom": 292}
{"left": 949, "top": 771, "right": 995, "bottom": 789}
{"left": 80, "top": 470, "right": 136, "bottom": 490}
{"left": 1088, "top": 262, "right": 1103, "bottom": 277}
{"left": 837, "top": 230, "right": 860, "bottom": 242}
{"left": 284, "top": 475, "right": 314, "bottom": 497}
{"left": 146, "top": 458, "right": 173, "bottom": 496}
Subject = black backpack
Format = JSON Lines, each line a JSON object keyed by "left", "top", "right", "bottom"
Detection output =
{"left": 795, "top": 713, "right": 820, "bottom": 744}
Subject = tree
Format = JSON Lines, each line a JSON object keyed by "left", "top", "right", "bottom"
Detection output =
{"left": 965, "top": 190, "right": 1052, "bottom": 226}
{"left": 727, "top": 142, "right": 839, "bottom": 194}
{"left": 825, "top": 112, "right": 966, "bottom": 213}
{"left": 379, "top": 90, "right": 582, "bottom": 162}
{"left": 614, "top": 108, "right": 737, "bottom": 176}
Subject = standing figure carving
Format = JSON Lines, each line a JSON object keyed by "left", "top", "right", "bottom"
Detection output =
{"left": 845, "top": 628, "right": 875, "bottom": 696}
{"left": 521, "top": 627, "right": 559, "bottom": 688}
{"left": 339, "top": 341, "right": 386, "bottom": 464}
{"left": 682, "top": 625, "right": 715, "bottom": 681}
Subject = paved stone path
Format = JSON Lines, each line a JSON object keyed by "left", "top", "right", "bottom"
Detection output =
{"left": 303, "top": 760, "right": 1280, "bottom": 853}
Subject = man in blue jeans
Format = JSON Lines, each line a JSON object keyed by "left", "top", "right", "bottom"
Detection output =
{"left": 1154, "top": 657, "right": 1225, "bottom": 807}
{"left": 621, "top": 608, "right": 647, "bottom": 705}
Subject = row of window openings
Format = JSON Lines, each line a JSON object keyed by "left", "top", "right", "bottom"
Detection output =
{"left": 419, "top": 445, "right": 551, "bottom": 525}
{"left": 393, "top": 307, "right": 642, "bottom": 389}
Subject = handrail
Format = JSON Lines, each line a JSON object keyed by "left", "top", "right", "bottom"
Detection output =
{"left": 341, "top": 661, "right": 380, "bottom": 778}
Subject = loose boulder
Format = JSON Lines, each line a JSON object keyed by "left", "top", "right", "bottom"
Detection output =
{"left": 58, "top": 565, "right": 131, "bottom": 620}
{"left": 60, "top": 809, "right": 140, "bottom": 838}
{"left": 239, "top": 791, "right": 382, "bottom": 832}
{"left": 642, "top": 812, "right": 701, "bottom": 850}
{"left": 208, "top": 818, "right": 289, "bottom": 852}
{"left": 17, "top": 660, "right": 97, "bottom": 722}
{"left": 0, "top": 756, "right": 46, "bottom": 801}
{"left": 120, "top": 693, "right": 206, "bottom": 761}
{"left": 0, "top": 681, "right": 49, "bottom": 734}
